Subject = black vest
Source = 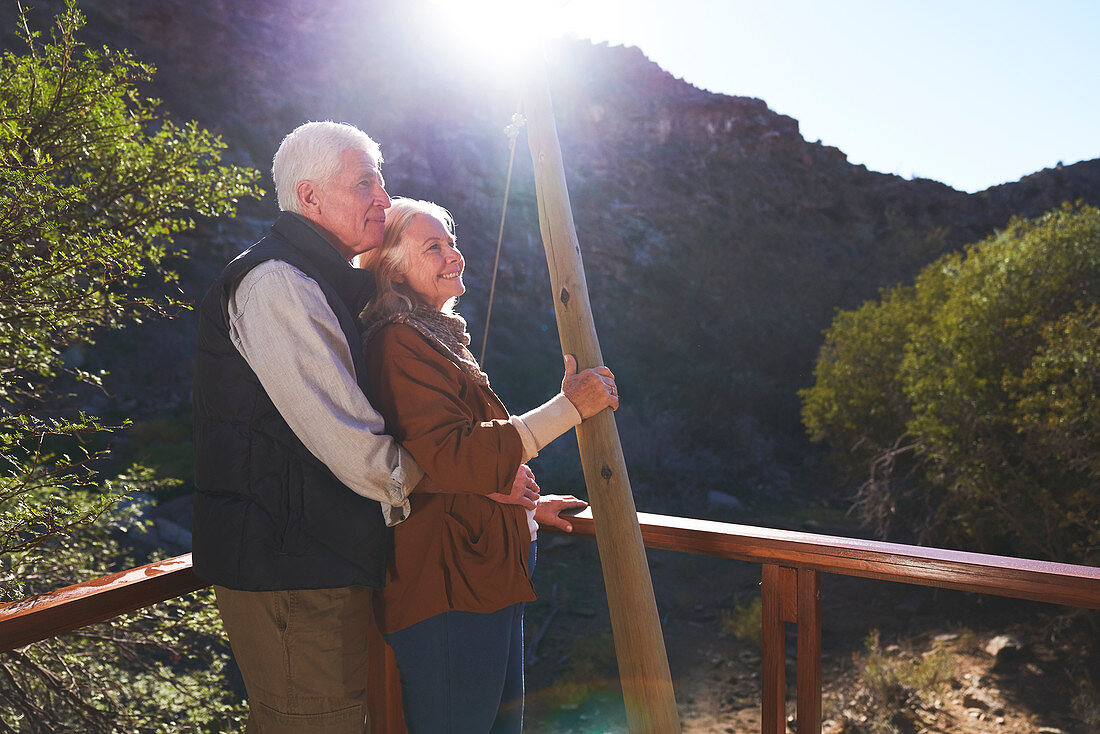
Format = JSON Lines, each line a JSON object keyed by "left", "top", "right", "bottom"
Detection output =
{"left": 192, "top": 213, "right": 390, "bottom": 590}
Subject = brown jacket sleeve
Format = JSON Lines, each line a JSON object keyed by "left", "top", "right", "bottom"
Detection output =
{"left": 364, "top": 323, "right": 524, "bottom": 496}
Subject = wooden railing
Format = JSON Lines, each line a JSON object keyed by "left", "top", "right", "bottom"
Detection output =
{"left": 2, "top": 510, "right": 1098, "bottom": 733}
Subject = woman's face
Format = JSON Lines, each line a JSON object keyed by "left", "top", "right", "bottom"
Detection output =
{"left": 397, "top": 213, "right": 465, "bottom": 310}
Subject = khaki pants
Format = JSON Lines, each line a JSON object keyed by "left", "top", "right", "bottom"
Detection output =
{"left": 214, "top": 585, "right": 374, "bottom": 734}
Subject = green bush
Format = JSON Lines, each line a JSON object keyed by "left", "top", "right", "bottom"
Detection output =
{"left": 801, "top": 204, "right": 1100, "bottom": 563}
{"left": 2, "top": 497, "right": 245, "bottom": 732}
{"left": 845, "top": 630, "right": 956, "bottom": 734}
{"left": 857, "top": 630, "right": 954, "bottom": 706}
{"left": 0, "top": 1, "right": 260, "bottom": 729}
{"left": 719, "top": 596, "right": 762, "bottom": 649}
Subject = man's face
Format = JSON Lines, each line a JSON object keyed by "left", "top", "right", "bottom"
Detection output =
{"left": 307, "top": 149, "right": 391, "bottom": 260}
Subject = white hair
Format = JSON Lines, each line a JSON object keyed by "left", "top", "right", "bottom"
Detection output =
{"left": 271, "top": 121, "right": 383, "bottom": 214}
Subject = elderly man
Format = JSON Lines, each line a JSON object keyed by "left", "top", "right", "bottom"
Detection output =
{"left": 192, "top": 121, "right": 419, "bottom": 732}
{"left": 193, "top": 121, "right": 610, "bottom": 732}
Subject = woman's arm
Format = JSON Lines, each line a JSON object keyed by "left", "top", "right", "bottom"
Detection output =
{"left": 365, "top": 326, "right": 620, "bottom": 497}
{"left": 509, "top": 354, "right": 619, "bottom": 460}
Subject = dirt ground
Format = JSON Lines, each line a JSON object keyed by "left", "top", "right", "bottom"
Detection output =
{"left": 521, "top": 534, "right": 1099, "bottom": 734}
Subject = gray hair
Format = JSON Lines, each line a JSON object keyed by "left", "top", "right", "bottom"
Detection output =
{"left": 272, "top": 121, "right": 383, "bottom": 214}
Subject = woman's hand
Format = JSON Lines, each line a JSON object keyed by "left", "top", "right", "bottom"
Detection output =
{"left": 534, "top": 494, "right": 588, "bottom": 532}
{"left": 561, "top": 354, "right": 619, "bottom": 419}
{"left": 486, "top": 464, "right": 540, "bottom": 511}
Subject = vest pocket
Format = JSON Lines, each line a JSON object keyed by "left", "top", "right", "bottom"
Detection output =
{"left": 280, "top": 459, "right": 305, "bottom": 553}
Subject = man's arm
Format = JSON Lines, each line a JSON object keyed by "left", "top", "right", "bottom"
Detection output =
{"left": 228, "top": 260, "right": 423, "bottom": 525}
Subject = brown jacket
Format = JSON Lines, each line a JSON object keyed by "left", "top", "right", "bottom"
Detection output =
{"left": 364, "top": 323, "right": 536, "bottom": 634}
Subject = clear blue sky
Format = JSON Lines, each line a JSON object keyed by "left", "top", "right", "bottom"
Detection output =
{"left": 540, "top": 0, "right": 1100, "bottom": 193}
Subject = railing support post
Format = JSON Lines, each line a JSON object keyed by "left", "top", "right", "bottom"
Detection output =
{"left": 761, "top": 564, "right": 822, "bottom": 734}
{"left": 796, "top": 569, "right": 822, "bottom": 734}
{"left": 760, "top": 564, "right": 789, "bottom": 733}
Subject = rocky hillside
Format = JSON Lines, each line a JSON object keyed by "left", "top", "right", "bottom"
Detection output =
{"left": 6, "top": 0, "right": 1099, "bottom": 512}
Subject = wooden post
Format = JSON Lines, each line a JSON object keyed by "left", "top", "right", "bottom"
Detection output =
{"left": 760, "top": 564, "right": 822, "bottom": 734}
{"left": 796, "top": 569, "right": 822, "bottom": 734}
{"left": 760, "top": 564, "right": 788, "bottom": 734}
{"left": 523, "top": 62, "right": 681, "bottom": 733}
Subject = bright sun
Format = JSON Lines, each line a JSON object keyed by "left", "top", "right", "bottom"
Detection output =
{"left": 426, "top": 0, "right": 567, "bottom": 69}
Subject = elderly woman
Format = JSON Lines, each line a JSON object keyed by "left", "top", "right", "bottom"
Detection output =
{"left": 357, "top": 197, "right": 618, "bottom": 733}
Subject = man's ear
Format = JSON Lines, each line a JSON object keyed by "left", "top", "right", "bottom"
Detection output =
{"left": 296, "top": 180, "right": 321, "bottom": 215}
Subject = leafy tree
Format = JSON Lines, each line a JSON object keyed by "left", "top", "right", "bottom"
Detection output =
{"left": 801, "top": 203, "right": 1100, "bottom": 563}
{"left": 0, "top": 2, "right": 261, "bottom": 729}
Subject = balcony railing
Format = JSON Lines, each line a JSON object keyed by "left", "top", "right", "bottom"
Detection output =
{"left": 2, "top": 509, "right": 1098, "bottom": 733}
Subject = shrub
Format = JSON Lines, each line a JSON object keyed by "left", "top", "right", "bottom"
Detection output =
{"left": 801, "top": 204, "right": 1100, "bottom": 563}
{"left": 0, "top": 2, "right": 260, "bottom": 729}
{"left": 719, "top": 596, "right": 762, "bottom": 650}
{"left": 843, "top": 630, "right": 956, "bottom": 733}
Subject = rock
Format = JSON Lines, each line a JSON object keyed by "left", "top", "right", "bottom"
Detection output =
{"left": 156, "top": 495, "right": 195, "bottom": 532}
{"left": 706, "top": 491, "right": 744, "bottom": 511}
{"left": 152, "top": 517, "right": 193, "bottom": 553}
{"left": 962, "top": 688, "right": 1005, "bottom": 715}
{"left": 984, "top": 634, "right": 1025, "bottom": 670}
{"left": 119, "top": 493, "right": 195, "bottom": 554}
{"left": 887, "top": 710, "right": 919, "bottom": 733}
{"left": 895, "top": 599, "right": 919, "bottom": 614}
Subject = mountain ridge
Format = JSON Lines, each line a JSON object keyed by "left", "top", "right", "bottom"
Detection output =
{"left": 5, "top": 0, "right": 1098, "bottom": 507}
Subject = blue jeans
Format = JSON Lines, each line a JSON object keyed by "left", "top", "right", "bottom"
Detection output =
{"left": 385, "top": 544, "right": 534, "bottom": 734}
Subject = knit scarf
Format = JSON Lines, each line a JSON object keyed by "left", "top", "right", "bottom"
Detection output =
{"left": 362, "top": 306, "right": 490, "bottom": 388}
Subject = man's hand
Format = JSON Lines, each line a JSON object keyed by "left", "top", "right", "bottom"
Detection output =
{"left": 561, "top": 354, "right": 618, "bottom": 419}
{"left": 487, "top": 464, "right": 540, "bottom": 511}
{"left": 534, "top": 494, "right": 588, "bottom": 532}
